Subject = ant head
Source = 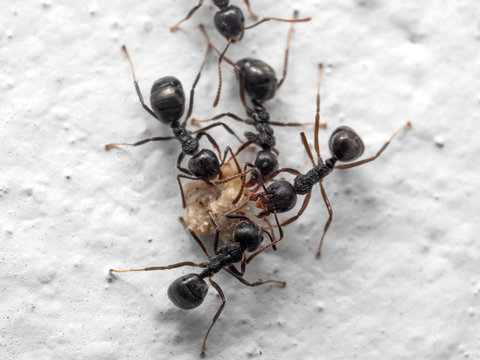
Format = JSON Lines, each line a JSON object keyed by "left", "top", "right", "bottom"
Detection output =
{"left": 214, "top": 5, "right": 245, "bottom": 42}
{"left": 213, "top": 0, "right": 229, "bottom": 9}
{"left": 188, "top": 149, "right": 220, "bottom": 180}
{"left": 254, "top": 181, "right": 297, "bottom": 214}
{"left": 150, "top": 76, "right": 185, "bottom": 124}
{"left": 235, "top": 58, "right": 278, "bottom": 102}
{"left": 254, "top": 150, "right": 278, "bottom": 178}
{"left": 168, "top": 273, "right": 209, "bottom": 310}
{"left": 328, "top": 126, "right": 365, "bottom": 162}
{"left": 233, "top": 221, "right": 263, "bottom": 252}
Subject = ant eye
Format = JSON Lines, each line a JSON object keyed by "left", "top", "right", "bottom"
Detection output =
{"left": 328, "top": 126, "right": 365, "bottom": 162}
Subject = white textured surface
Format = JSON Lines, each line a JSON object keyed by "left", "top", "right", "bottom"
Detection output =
{"left": 1, "top": 1, "right": 480, "bottom": 359}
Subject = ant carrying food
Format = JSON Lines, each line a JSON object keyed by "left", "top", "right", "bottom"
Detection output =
{"left": 172, "top": 1, "right": 311, "bottom": 107}
{"left": 106, "top": 44, "right": 255, "bottom": 208}
{"left": 193, "top": 18, "right": 325, "bottom": 192}
{"left": 109, "top": 212, "right": 285, "bottom": 357}
{"left": 247, "top": 64, "right": 411, "bottom": 258}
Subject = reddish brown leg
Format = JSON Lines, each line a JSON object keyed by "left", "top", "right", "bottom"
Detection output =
{"left": 300, "top": 132, "right": 317, "bottom": 166}
{"left": 192, "top": 112, "right": 252, "bottom": 126}
{"left": 314, "top": 64, "right": 326, "bottom": 161}
{"left": 246, "top": 211, "right": 284, "bottom": 263}
{"left": 121, "top": 45, "right": 159, "bottom": 120}
{"left": 243, "top": 15, "right": 311, "bottom": 31}
{"left": 268, "top": 167, "right": 302, "bottom": 179}
{"left": 213, "top": 40, "right": 232, "bottom": 108}
{"left": 243, "top": 0, "right": 258, "bottom": 19}
{"left": 200, "top": 278, "right": 226, "bottom": 358}
{"left": 105, "top": 135, "right": 176, "bottom": 150}
{"left": 183, "top": 43, "right": 212, "bottom": 126}
{"left": 179, "top": 217, "right": 212, "bottom": 259}
{"left": 279, "top": 191, "right": 312, "bottom": 227}
{"left": 224, "top": 267, "right": 286, "bottom": 287}
{"left": 195, "top": 131, "right": 222, "bottom": 160}
{"left": 177, "top": 174, "right": 204, "bottom": 209}
{"left": 335, "top": 122, "right": 412, "bottom": 169}
{"left": 316, "top": 182, "right": 333, "bottom": 258}
{"left": 276, "top": 10, "right": 297, "bottom": 90}
{"left": 192, "top": 122, "right": 244, "bottom": 143}
{"left": 170, "top": 0, "right": 205, "bottom": 31}
{"left": 201, "top": 203, "right": 221, "bottom": 255}
{"left": 262, "top": 218, "right": 277, "bottom": 251}
{"left": 268, "top": 120, "right": 317, "bottom": 127}
{"left": 109, "top": 261, "right": 205, "bottom": 275}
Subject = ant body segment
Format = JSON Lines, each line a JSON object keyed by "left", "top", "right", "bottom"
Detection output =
{"left": 106, "top": 45, "right": 254, "bottom": 208}
{"left": 110, "top": 214, "right": 285, "bottom": 357}
{"left": 248, "top": 64, "right": 411, "bottom": 258}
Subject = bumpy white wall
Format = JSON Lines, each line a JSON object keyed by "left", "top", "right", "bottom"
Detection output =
{"left": 1, "top": 1, "right": 479, "bottom": 359}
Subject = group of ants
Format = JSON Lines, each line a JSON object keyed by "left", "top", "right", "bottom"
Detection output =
{"left": 106, "top": 1, "right": 411, "bottom": 356}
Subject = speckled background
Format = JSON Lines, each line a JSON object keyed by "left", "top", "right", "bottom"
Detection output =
{"left": 1, "top": 1, "right": 479, "bottom": 359}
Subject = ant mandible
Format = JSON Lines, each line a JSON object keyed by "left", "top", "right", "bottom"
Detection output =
{"left": 193, "top": 18, "right": 326, "bottom": 193}
{"left": 105, "top": 44, "right": 254, "bottom": 208}
{"left": 248, "top": 64, "right": 411, "bottom": 258}
{"left": 110, "top": 212, "right": 285, "bottom": 357}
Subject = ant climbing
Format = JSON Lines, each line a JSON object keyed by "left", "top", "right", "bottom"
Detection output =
{"left": 193, "top": 20, "right": 326, "bottom": 190}
{"left": 171, "top": 0, "right": 259, "bottom": 32}
{"left": 105, "top": 44, "right": 255, "bottom": 208}
{"left": 246, "top": 64, "right": 411, "bottom": 258}
{"left": 110, "top": 212, "right": 285, "bottom": 357}
{"left": 172, "top": 1, "right": 311, "bottom": 107}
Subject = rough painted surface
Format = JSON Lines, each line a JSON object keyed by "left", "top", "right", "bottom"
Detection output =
{"left": 1, "top": 1, "right": 479, "bottom": 359}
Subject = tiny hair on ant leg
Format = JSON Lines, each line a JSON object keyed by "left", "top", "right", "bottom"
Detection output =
{"left": 248, "top": 64, "right": 411, "bottom": 258}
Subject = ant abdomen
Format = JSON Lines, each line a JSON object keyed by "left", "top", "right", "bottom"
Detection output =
{"left": 235, "top": 58, "right": 278, "bottom": 102}
{"left": 214, "top": 5, "right": 245, "bottom": 42}
{"left": 328, "top": 126, "right": 365, "bottom": 162}
{"left": 167, "top": 273, "right": 209, "bottom": 310}
{"left": 188, "top": 149, "right": 221, "bottom": 180}
{"left": 150, "top": 76, "right": 185, "bottom": 124}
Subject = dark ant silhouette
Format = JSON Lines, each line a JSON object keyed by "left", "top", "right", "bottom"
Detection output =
{"left": 193, "top": 19, "right": 326, "bottom": 194}
{"left": 109, "top": 213, "right": 285, "bottom": 357}
{"left": 106, "top": 44, "right": 255, "bottom": 208}
{"left": 171, "top": 0, "right": 259, "bottom": 32}
{"left": 171, "top": 1, "right": 311, "bottom": 107}
{"left": 246, "top": 64, "right": 412, "bottom": 258}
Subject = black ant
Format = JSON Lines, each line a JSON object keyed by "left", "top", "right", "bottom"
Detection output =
{"left": 170, "top": 0, "right": 259, "bottom": 32}
{"left": 193, "top": 20, "right": 326, "bottom": 192}
{"left": 171, "top": 1, "right": 311, "bottom": 107}
{"left": 109, "top": 212, "right": 285, "bottom": 357}
{"left": 106, "top": 44, "right": 255, "bottom": 208}
{"left": 247, "top": 64, "right": 411, "bottom": 258}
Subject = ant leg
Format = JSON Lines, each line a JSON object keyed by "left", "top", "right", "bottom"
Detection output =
{"left": 200, "top": 203, "right": 221, "bottom": 255}
{"left": 176, "top": 152, "right": 193, "bottom": 175}
{"left": 183, "top": 43, "right": 212, "bottom": 127}
{"left": 224, "top": 268, "right": 286, "bottom": 287}
{"left": 335, "top": 122, "right": 412, "bottom": 169}
{"left": 276, "top": 10, "right": 297, "bottom": 90}
{"left": 179, "top": 217, "right": 212, "bottom": 259}
{"left": 267, "top": 120, "right": 318, "bottom": 127}
{"left": 121, "top": 46, "right": 159, "bottom": 120}
{"left": 229, "top": 162, "right": 257, "bottom": 204}
{"left": 235, "top": 138, "right": 257, "bottom": 156}
{"left": 243, "top": 15, "right": 311, "bottom": 31}
{"left": 105, "top": 135, "right": 176, "bottom": 150}
{"left": 192, "top": 112, "right": 252, "bottom": 126}
{"left": 262, "top": 218, "right": 277, "bottom": 251}
{"left": 316, "top": 182, "right": 333, "bottom": 258}
{"left": 213, "top": 40, "right": 233, "bottom": 108}
{"left": 246, "top": 211, "right": 284, "bottom": 264}
{"left": 195, "top": 131, "right": 223, "bottom": 161}
{"left": 109, "top": 261, "right": 205, "bottom": 275}
{"left": 218, "top": 146, "right": 242, "bottom": 173}
{"left": 192, "top": 122, "right": 244, "bottom": 143}
{"left": 200, "top": 278, "right": 226, "bottom": 357}
{"left": 268, "top": 167, "right": 302, "bottom": 179}
{"left": 177, "top": 174, "right": 204, "bottom": 209}
{"left": 314, "top": 64, "right": 326, "bottom": 162}
{"left": 170, "top": 0, "right": 205, "bottom": 31}
{"left": 243, "top": 0, "right": 258, "bottom": 19}
{"left": 300, "top": 132, "right": 318, "bottom": 166}
{"left": 198, "top": 25, "right": 252, "bottom": 113}
{"left": 279, "top": 192, "right": 312, "bottom": 227}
